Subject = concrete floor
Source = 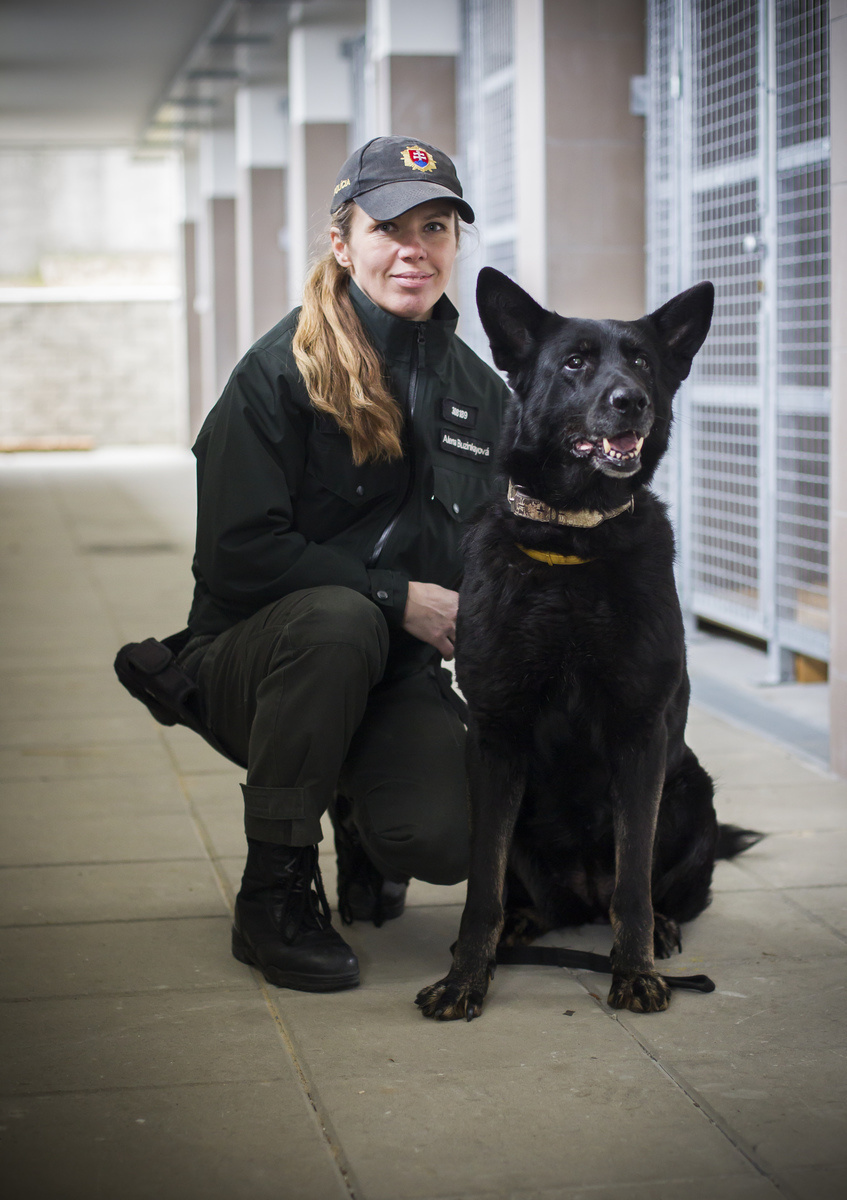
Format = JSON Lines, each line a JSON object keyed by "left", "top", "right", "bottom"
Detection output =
{"left": 1, "top": 448, "right": 846, "bottom": 1200}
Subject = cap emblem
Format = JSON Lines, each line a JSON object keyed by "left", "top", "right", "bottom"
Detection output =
{"left": 401, "top": 145, "right": 437, "bottom": 174}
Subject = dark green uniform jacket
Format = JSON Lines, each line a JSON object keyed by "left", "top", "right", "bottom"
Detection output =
{"left": 187, "top": 281, "right": 510, "bottom": 672}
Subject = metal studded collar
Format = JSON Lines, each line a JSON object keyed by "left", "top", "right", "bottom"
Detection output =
{"left": 507, "top": 481, "right": 634, "bottom": 529}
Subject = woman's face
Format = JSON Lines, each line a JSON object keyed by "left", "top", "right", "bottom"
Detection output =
{"left": 330, "top": 199, "right": 459, "bottom": 321}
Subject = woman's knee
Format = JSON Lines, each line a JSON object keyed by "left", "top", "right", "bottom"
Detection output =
{"left": 361, "top": 816, "right": 469, "bottom": 886}
{"left": 287, "top": 587, "right": 389, "bottom": 662}
{"left": 256, "top": 586, "right": 389, "bottom": 685}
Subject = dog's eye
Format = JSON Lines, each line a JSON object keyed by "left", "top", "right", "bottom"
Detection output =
{"left": 633, "top": 355, "right": 649, "bottom": 370}
{"left": 565, "top": 355, "right": 585, "bottom": 371}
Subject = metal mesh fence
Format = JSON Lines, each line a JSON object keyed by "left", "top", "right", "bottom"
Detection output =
{"left": 690, "top": 404, "right": 760, "bottom": 612}
{"left": 695, "top": 0, "right": 759, "bottom": 169}
{"left": 482, "top": 84, "right": 515, "bottom": 229}
{"left": 686, "top": 403, "right": 758, "bottom": 614}
{"left": 651, "top": 0, "right": 677, "bottom": 188}
{"left": 776, "top": 0, "right": 829, "bottom": 148}
{"left": 646, "top": 0, "right": 830, "bottom": 664}
{"left": 458, "top": 0, "right": 516, "bottom": 359}
{"left": 774, "top": 0, "right": 830, "bottom": 651}
{"left": 776, "top": 162, "right": 829, "bottom": 390}
{"left": 776, "top": 411, "right": 829, "bottom": 638}
{"left": 692, "top": 180, "right": 761, "bottom": 383}
{"left": 646, "top": 0, "right": 680, "bottom": 509}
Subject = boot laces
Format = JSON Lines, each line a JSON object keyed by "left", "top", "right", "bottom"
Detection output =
{"left": 268, "top": 845, "right": 333, "bottom": 938}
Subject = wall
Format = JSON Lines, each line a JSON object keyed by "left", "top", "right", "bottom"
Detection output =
{"left": 542, "top": 0, "right": 647, "bottom": 320}
{"left": 0, "top": 295, "right": 183, "bottom": 447}
{"left": 0, "top": 147, "right": 185, "bottom": 447}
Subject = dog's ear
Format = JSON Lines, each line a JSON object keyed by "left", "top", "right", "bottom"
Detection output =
{"left": 476, "top": 267, "right": 548, "bottom": 374}
{"left": 646, "top": 282, "right": 715, "bottom": 380}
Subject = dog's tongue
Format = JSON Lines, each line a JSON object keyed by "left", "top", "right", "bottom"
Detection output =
{"left": 604, "top": 432, "right": 640, "bottom": 454}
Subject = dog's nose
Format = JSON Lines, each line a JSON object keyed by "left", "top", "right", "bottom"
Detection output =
{"left": 609, "top": 388, "right": 649, "bottom": 416}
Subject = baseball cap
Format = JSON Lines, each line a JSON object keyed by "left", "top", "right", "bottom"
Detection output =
{"left": 330, "top": 136, "right": 474, "bottom": 224}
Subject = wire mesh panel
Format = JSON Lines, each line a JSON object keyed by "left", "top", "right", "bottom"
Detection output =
{"left": 774, "top": 0, "right": 830, "bottom": 656}
{"left": 694, "top": 0, "right": 759, "bottom": 168}
{"left": 691, "top": 180, "right": 762, "bottom": 383}
{"left": 650, "top": 0, "right": 679, "bottom": 193}
{"left": 690, "top": 404, "right": 761, "bottom": 616}
{"left": 646, "top": 0, "right": 831, "bottom": 664}
{"left": 776, "top": 0, "right": 829, "bottom": 149}
{"left": 646, "top": 0, "right": 682, "bottom": 509}
{"left": 686, "top": 0, "right": 765, "bottom": 634}
{"left": 776, "top": 411, "right": 829, "bottom": 644}
{"left": 481, "top": 84, "right": 515, "bottom": 230}
{"left": 777, "top": 163, "right": 829, "bottom": 390}
{"left": 458, "top": 0, "right": 516, "bottom": 359}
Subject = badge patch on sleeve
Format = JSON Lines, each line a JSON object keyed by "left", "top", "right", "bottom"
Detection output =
{"left": 440, "top": 429, "right": 492, "bottom": 461}
{"left": 441, "top": 398, "right": 478, "bottom": 428}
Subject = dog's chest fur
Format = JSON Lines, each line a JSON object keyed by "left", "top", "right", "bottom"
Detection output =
{"left": 456, "top": 493, "right": 685, "bottom": 745}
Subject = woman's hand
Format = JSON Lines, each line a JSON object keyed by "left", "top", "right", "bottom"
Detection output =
{"left": 402, "top": 581, "right": 459, "bottom": 659}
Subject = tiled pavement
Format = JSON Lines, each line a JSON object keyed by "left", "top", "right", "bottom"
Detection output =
{"left": 1, "top": 448, "right": 845, "bottom": 1200}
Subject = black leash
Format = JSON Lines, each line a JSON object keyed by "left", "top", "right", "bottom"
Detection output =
{"left": 495, "top": 944, "right": 715, "bottom": 993}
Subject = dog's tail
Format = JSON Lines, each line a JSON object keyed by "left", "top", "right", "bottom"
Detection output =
{"left": 716, "top": 823, "right": 765, "bottom": 859}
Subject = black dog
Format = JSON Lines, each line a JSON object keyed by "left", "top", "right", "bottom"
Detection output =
{"left": 416, "top": 268, "right": 757, "bottom": 1020}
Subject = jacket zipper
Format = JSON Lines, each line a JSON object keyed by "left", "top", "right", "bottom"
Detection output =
{"left": 367, "top": 323, "right": 426, "bottom": 568}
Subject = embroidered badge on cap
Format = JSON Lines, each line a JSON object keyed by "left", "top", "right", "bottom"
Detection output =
{"left": 402, "top": 145, "right": 437, "bottom": 174}
{"left": 440, "top": 429, "right": 491, "bottom": 461}
{"left": 441, "top": 398, "right": 478, "bottom": 429}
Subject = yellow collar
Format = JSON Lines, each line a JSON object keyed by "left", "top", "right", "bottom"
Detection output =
{"left": 517, "top": 544, "right": 596, "bottom": 566}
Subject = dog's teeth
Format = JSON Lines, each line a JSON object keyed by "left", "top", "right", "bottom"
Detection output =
{"left": 601, "top": 436, "right": 644, "bottom": 462}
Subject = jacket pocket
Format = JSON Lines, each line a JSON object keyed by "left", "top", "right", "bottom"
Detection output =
{"left": 431, "top": 464, "right": 492, "bottom": 524}
{"left": 305, "top": 430, "right": 402, "bottom": 509}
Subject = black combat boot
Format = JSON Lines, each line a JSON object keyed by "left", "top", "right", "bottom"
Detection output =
{"left": 232, "top": 839, "right": 359, "bottom": 991}
{"left": 332, "top": 796, "right": 408, "bottom": 928}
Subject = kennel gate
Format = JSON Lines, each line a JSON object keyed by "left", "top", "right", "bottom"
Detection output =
{"left": 647, "top": 0, "right": 831, "bottom": 678}
{"left": 457, "top": 0, "right": 518, "bottom": 359}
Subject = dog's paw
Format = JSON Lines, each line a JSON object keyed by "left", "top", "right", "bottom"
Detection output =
{"left": 415, "top": 977, "right": 488, "bottom": 1021}
{"left": 653, "top": 913, "right": 682, "bottom": 959}
{"left": 499, "top": 906, "right": 547, "bottom": 947}
{"left": 608, "top": 971, "right": 671, "bottom": 1013}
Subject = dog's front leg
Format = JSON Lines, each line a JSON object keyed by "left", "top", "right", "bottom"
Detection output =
{"left": 607, "top": 729, "right": 672, "bottom": 1014}
{"left": 416, "top": 727, "right": 525, "bottom": 1021}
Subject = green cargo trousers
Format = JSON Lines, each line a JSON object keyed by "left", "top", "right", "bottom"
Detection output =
{"left": 184, "top": 586, "right": 469, "bottom": 886}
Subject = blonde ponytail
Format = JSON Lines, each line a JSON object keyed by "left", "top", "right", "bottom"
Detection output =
{"left": 292, "top": 203, "right": 403, "bottom": 465}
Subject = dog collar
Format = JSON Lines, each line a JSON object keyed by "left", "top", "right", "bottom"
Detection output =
{"left": 507, "top": 481, "right": 634, "bottom": 528}
{"left": 517, "top": 545, "right": 596, "bottom": 566}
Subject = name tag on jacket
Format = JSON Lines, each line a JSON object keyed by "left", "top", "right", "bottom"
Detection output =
{"left": 439, "top": 429, "right": 492, "bottom": 461}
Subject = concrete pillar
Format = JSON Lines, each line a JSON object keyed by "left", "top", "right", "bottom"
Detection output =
{"left": 368, "top": 0, "right": 460, "bottom": 151}
{"left": 235, "top": 87, "right": 289, "bottom": 350}
{"left": 829, "top": 0, "right": 847, "bottom": 776}
{"left": 197, "top": 129, "right": 238, "bottom": 417}
{"left": 288, "top": 23, "right": 360, "bottom": 303}
{"left": 179, "top": 148, "right": 203, "bottom": 442}
{"left": 528, "top": 0, "right": 646, "bottom": 320}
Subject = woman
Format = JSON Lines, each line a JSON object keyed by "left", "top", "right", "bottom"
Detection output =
{"left": 180, "top": 135, "right": 510, "bottom": 992}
